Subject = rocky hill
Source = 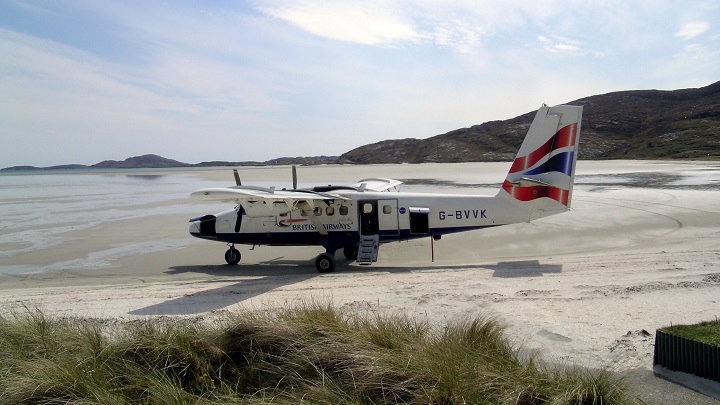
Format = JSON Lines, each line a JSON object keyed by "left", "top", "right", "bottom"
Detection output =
{"left": 340, "top": 81, "right": 720, "bottom": 163}
{"left": 92, "top": 154, "right": 191, "bottom": 169}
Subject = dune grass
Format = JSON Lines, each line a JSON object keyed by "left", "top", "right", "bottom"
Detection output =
{"left": 662, "top": 319, "right": 720, "bottom": 347}
{"left": 0, "top": 303, "right": 638, "bottom": 404}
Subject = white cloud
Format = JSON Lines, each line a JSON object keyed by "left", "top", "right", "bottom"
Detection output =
{"left": 256, "top": 1, "right": 420, "bottom": 46}
{"left": 675, "top": 21, "right": 710, "bottom": 40}
{"left": 253, "top": 0, "right": 564, "bottom": 53}
{"left": 252, "top": 1, "right": 667, "bottom": 58}
{"left": 537, "top": 34, "right": 590, "bottom": 56}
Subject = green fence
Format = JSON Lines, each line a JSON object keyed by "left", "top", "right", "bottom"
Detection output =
{"left": 654, "top": 330, "right": 720, "bottom": 382}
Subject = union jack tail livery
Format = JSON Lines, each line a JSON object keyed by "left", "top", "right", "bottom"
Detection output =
{"left": 498, "top": 104, "right": 583, "bottom": 218}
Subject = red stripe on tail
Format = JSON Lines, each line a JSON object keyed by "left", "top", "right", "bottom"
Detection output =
{"left": 501, "top": 180, "right": 570, "bottom": 206}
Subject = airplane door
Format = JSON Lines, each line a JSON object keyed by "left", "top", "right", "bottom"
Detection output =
{"left": 359, "top": 200, "right": 379, "bottom": 235}
{"left": 378, "top": 199, "right": 399, "bottom": 235}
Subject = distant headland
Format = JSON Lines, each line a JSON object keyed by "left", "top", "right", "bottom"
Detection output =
{"left": 1, "top": 154, "right": 341, "bottom": 172}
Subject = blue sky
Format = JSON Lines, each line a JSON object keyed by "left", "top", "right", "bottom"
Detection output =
{"left": 1, "top": 1, "right": 718, "bottom": 167}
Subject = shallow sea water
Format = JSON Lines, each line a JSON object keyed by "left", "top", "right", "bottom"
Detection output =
{"left": 0, "top": 170, "right": 230, "bottom": 275}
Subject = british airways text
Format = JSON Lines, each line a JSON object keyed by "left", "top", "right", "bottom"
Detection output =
{"left": 292, "top": 223, "right": 352, "bottom": 231}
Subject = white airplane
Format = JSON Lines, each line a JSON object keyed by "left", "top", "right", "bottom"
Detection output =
{"left": 189, "top": 104, "right": 582, "bottom": 272}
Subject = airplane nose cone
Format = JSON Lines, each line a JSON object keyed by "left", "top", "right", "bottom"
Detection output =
{"left": 188, "top": 214, "right": 216, "bottom": 238}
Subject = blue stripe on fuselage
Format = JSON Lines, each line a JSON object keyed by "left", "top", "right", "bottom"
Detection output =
{"left": 190, "top": 224, "right": 500, "bottom": 248}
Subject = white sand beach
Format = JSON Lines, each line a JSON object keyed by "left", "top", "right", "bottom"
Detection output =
{"left": 2, "top": 161, "right": 720, "bottom": 403}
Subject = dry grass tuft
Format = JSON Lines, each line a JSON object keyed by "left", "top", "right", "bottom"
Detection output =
{"left": 0, "top": 303, "right": 639, "bottom": 404}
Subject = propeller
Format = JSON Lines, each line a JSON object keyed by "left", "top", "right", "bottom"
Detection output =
{"left": 292, "top": 165, "right": 298, "bottom": 189}
{"left": 233, "top": 169, "right": 242, "bottom": 186}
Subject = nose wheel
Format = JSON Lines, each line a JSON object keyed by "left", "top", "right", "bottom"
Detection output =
{"left": 224, "top": 246, "right": 241, "bottom": 265}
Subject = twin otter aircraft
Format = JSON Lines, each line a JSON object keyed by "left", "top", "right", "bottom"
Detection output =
{"left": 189, "top": 104, "right": 583, "bottom": 272}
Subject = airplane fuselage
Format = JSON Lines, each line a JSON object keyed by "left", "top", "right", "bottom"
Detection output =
{"left": 189, "top": 191, "right": 525, "bottom": 250}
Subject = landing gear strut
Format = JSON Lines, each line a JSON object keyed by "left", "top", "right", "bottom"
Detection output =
{"left": 315, "top": 253, "right": 335, "bottom": 273}
{"left": 224, "top": 245, "right": 241, "bottom": 265}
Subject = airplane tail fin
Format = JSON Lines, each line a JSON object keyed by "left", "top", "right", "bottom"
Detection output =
{"left": 497, "top": 104, "right": 583, "bottom": 217}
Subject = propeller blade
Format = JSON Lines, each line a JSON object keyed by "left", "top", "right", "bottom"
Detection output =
{"left": 233, "top": 169, "right": 242, "bottom": 186}
{"left": 292, "top": 165, "right": 298, "bottom": 189}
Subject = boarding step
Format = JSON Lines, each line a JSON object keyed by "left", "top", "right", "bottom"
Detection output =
{"left": 356, "top": 234, "right": 379, "bottom": 264}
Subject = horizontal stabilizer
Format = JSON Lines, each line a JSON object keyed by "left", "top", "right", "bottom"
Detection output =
{"left": 350, "top": 178, "right": 403, "bottom": 192}
{"left": 514, "top": 177, "right": 552, "bottom": 187}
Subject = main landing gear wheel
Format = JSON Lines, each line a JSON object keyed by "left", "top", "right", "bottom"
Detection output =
{"left": 224, "top": 247, "right": 241, "bottom": 265}
{"left": 315, "top": 253, "right": 335, "bottom": 273}
{"left": 343, "top": 245, "right": 358, "bottom": 260}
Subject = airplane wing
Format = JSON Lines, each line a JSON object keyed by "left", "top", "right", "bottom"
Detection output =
{"left": 191, "top": 186, "right": 275, "bottom": 202}
{"left": 191, "top": 186, "right": 348, "bottom": 203}
{"left": 350, "top": 178, "right": 403, "bottom": 192}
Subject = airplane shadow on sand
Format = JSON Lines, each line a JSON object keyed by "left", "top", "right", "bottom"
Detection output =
{"left": 128, "top": 259, "right": 561, "bottom": 316}
{"left": 486, "top": 260, "right": 562, "bottom": 278}
{"left": 128, "top": 257, "right": 322, "bottom": 316}
{"left": 366, "top": 260, "right": 562, "bottom": 278}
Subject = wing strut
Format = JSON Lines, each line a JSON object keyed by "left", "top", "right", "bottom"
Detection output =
{"left": 298, "top": 201, "right": 328, "bottom": 235}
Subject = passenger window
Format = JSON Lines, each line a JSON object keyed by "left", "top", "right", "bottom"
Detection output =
{"left": 339, "top": 205, "right": 349, "bottom": 216}
{"left": 363, "top": 203, "right": 373, "bottom": 214}
{"left": 383, "top": 205, "right": 392, "bottom": 214}
{"left": 326, "top": 206, "right": 335, "bottom": 216}
{"left": 313, "top": 207, "right": 322, "bottom": 216}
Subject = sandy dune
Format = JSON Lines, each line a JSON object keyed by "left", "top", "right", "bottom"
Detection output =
{"left": 2, "top": 161, "right": 720, "bottom": 402}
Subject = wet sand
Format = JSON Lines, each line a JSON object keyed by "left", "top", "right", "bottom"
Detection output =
{"left": 2, "top": 161, "right": 720, "bottom": 403}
